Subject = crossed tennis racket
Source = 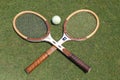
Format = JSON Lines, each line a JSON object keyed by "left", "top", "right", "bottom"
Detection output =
{"left": 13, "top": 9, "right": 99, "bottom": 73}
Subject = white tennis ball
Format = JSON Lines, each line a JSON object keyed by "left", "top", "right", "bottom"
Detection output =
{"left": 52, "top": 15, "right": 61, "bottom": 25}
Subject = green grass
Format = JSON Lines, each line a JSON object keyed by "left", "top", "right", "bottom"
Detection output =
{"left": 0, "top": 0, "right": 120, "bottom": 80}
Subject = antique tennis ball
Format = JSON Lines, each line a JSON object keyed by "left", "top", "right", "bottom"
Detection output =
{"left": 52, "top": 15, "right": 61, "bottom": 25}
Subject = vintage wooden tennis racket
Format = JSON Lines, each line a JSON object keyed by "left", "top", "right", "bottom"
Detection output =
{"left": 13, "top": 9, "right": 99, "bottom": 73}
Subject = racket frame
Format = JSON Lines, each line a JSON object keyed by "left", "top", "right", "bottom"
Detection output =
{"left": 13, "top": 11, "right": 50, "bottom": 42}
{"left": 64, "top": 9, "right": 100, "bottom": 41}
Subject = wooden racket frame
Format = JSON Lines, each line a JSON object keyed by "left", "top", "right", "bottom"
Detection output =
{"left": 64, "top": 9, "right": 100, "bottom": 41}
{"left": 13, "top": 11, "right": 50, "bottom": 42}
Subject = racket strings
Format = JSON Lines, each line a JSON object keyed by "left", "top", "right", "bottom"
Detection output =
{"left": 15, "top": 13, "right": 48, "bottom": 38}
{"left": 66, "top": 12, "right": 97, "bottom": 38}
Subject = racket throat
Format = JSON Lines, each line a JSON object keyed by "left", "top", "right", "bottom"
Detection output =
{"left": 58, "top": 34, "right": 71, "bottom": 44}
{"left": 44, "top": 34, "right": 64, "bottom": 51}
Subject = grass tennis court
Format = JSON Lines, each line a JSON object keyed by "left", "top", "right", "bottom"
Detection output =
{"left": 0, "top": 0, "right": 119, "bottom": 80}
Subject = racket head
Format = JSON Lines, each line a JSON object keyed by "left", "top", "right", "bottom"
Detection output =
{"left": 13, "top": 11, "right": 50, "bottom": 42}
{"left": 64, "top": 9, "right": 100, "bottom": 41}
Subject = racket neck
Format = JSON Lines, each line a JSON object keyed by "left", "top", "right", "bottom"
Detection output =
{"left": 58, "top": 33, "right": 70, "bottom": 44}
{"left": 44, "top": 34, "right": 65, "bottom": 51}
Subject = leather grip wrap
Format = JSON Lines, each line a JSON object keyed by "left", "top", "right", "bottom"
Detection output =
{"left": 63, "top": 49, "right": 91, "bottom": 73}
{"left": 25, "top": 46, "right": 57, "bottom": 73}
{"left": 25, "top": 53, "right": 49, "bottom": 73}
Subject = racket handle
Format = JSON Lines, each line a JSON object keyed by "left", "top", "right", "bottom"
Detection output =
{"left": 63, "top": 49, "right": 91, "bottom": 73}
{"left": 25, "top": 46, "right": 57, "bottom": 73}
